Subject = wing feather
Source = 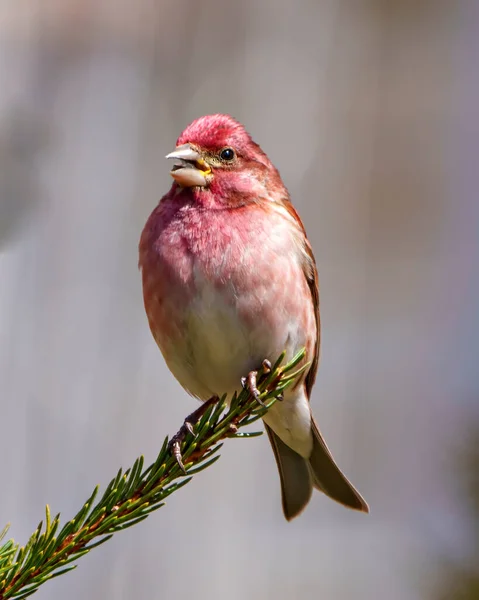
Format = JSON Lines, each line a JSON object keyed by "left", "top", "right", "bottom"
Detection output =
{"left": 275, "top": 199, "right": 320, "bottom": 399}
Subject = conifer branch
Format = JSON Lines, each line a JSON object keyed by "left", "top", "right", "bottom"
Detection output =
{"left": 0, "top": 350, "right": 307, "bottom": 600}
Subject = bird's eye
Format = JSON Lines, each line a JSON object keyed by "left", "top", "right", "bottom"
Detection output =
{"left": 219, "top": 147, "right": 235, "bottom": 161}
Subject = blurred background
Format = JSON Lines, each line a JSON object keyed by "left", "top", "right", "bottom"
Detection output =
{"left": 1, "top": 1, "right": 478, "bottom": 598}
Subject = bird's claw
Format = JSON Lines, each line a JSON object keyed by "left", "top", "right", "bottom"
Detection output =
{"left": 169, "top": 434, "right": 187, "bottom": 474}
{"left": 242, "top": 368, "right": 266, "bottom": 407}
{"left": 262, "top": 359, "right": 272, "bottom": 373}
{"left": 184, "top": 421, "right": 195, "bottom": 436}
{"left": 168, "top": 396, "right": 219, "bottom": 473}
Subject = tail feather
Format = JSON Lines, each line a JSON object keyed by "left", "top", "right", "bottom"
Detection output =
{"left": 265, "top": 417, "right": 369, "bottom": 520}
{"left": 309, "top": 417, "right": 369, "bottom": 513}
{"left": 265, "top": 425, "right": 312, "bottom": 521}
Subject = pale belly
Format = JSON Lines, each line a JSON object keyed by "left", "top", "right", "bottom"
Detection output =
{"left": 161, "top": 265, "right": 310, "bottom": 400}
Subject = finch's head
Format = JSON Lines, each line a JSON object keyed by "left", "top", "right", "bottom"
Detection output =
{"left": 166, "top": 114, "right": 283, "bottom": 203}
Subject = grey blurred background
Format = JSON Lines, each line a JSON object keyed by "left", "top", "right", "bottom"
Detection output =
{"left": 1, "top": 1, "right": 479, "bottom": 599}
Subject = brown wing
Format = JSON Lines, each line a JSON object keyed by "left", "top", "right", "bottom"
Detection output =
{"left": 301, "top": 232, "right": 320, "bottom": 398}
{"left": 279, "top": 200, "right": 320, "bottom": 399}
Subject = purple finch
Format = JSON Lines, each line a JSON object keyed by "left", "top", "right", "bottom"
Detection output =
{"left": 139, "top": 114, "right": 368, "bottom": 520}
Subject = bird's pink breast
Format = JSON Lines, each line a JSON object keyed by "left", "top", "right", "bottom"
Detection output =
{"left": 139, "top": 195, "right": 315, "bottom": 399}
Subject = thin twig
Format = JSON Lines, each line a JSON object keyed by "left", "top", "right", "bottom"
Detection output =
{"left": 0, "top": 350, "right": 307, "bottom": 600}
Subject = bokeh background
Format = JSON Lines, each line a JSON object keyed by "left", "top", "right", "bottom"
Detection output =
{"left": 1, "top": 1, "right": 479, "bottom": 599}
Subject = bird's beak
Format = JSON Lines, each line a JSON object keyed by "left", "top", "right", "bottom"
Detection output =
{"left": 166, "top": 144, "right": 212, "bottom": 188}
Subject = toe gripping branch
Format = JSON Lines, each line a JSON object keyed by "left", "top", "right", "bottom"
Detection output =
{"left": 241, "top": 359, "right": 273, "bottom": 407}
{"left": 168, "top": 396, "right": 219, "bottom": 474}
{"left": 169, "top": 358, "right": 279, "bottom": 473}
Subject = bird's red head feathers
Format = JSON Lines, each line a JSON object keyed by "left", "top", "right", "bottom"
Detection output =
{"left": 168, "top": 114, "right": 285, "bottom": 206}
{"left": 176, "top": 114, "right": 260, "bottom": 159}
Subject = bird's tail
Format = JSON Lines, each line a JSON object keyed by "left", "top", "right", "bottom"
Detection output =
{"left": 265, "top": 424, "right": 313, "bottom": 520}
{"left": 265, "top": 416, "right": 369, "bottom": 520}
{"left": 308, "top": 417, "right": 369, "bottom": 513}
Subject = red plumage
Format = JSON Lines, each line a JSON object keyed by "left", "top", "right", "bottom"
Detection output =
{"left": 139, "top": 114, "right": 368, "bottom": 519}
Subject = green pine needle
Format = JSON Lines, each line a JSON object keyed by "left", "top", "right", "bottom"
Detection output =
{"left": 0, "top": 350, "right": 306, "bottom": 600}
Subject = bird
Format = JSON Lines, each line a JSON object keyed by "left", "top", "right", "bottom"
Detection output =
{"left": 139, "top": 114, "right": 369, "bottom": 520}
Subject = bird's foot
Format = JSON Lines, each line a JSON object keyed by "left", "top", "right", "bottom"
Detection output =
{"left": 169, "top": 395, "right": 219, "bottom": 474}
{"left": 241, "top": 359, "right": 272, "bottom": 407}
{"left": 261, "top": 359, "right": 272, "bottom": 373}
